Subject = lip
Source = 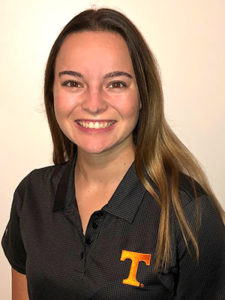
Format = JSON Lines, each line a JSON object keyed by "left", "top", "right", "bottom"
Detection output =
{"left": 74, "top": 119, "right": 117, "bottom": 133}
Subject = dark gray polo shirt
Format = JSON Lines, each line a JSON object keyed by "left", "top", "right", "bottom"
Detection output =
{"left": 2, "top": 158, "right": 225, "bottom": 299}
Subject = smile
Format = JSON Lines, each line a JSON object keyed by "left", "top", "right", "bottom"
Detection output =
{"left": 76, "top": 120, "right": 116, "bottom": 129}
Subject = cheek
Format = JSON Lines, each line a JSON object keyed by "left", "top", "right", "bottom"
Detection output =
{"left": 53, "top": 95, "right": 65, "bottom": 121}
{"left": 53, "top": 87, "right": 73, "bottom": 119}
{"left": 128, "top": 99, "right": 141, "bottom": 129}
{"left": 122, "top": 97, "right": 141, "bottom": 121}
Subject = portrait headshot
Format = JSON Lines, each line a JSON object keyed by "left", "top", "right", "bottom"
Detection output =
{"left": 1, "top": 1, "right": 225, "bottom": 299}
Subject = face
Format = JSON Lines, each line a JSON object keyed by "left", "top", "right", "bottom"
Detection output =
{"left": 53, "top": 31, "right": 141, "bottom": 155}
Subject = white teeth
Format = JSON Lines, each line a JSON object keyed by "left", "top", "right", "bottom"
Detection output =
{"left": 78, "top": 121, "right": 114, "bottom": 129}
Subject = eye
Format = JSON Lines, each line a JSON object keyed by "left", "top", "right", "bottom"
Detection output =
{"left": 108, "top": 81, "right": 127, "bottom": 89}
{"left": 62, "top": 80, "right": 83, "bottom": 88}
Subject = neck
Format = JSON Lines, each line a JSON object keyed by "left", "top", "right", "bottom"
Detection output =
{"left": 75, "top": 143, "right": 135, "bottom": 185}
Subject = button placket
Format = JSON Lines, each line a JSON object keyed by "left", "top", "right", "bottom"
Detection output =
{"left": 84, "top": 211, "right": 104, "bottom": 249}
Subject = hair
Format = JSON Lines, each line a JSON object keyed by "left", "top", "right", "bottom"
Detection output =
{"left": 44, "top": 8, "right": 224, "bottom": 271}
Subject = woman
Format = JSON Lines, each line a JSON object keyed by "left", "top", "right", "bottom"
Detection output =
{"left": 2, "top": 8, "right": 225, "bottom": 300}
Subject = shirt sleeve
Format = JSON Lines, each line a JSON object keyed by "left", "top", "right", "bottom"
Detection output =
{"left": 2, "top": 181, "right": 27, "bottom": 274}
{"left": 174, "top": 194, "right": 225, "bottom": 300}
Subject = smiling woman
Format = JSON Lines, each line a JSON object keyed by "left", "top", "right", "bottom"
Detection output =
{"left": 53, "top": 31, "right": 140, "bottom": 155}
{"left": 2, "top": 7, "right": 225, "bottom": 300}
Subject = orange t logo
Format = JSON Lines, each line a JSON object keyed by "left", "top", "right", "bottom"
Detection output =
{"left": 120, "top": 250, "right": 151, "bottom": 287}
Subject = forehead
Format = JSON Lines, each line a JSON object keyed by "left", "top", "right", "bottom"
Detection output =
{"left": 55, "top": 31, "right": 133, "bottom": 72}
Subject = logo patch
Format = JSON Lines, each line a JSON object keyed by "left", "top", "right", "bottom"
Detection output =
{"left": 120, "top": 250, "right": 151, "bottom": 287}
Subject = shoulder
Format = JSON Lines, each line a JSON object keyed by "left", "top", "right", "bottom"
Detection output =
{"left": 13, "top": 162, "right": 71, "bottom": 210}
{"left": 178, "top": 173, "right": 208, "bottom": 207}
{"left": 171, "top": 173, "right": 224, "bottom": 236}
{"left": 17, "top": 162, "right": 69, "bottom": 190}
{"left": 176, "top": 173, "right": 224, "bottom": 235}
{"left": 178, "top": 173, "right": 205, "bottom": 198}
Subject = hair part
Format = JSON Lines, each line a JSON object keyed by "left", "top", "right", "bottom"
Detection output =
{"left": 44, "top": 8, "right": 224, "bottom": 271}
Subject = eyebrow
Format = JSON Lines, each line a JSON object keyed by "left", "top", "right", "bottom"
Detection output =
{"left": 103, "top": 71, "right": 133, "bottom": 79}
{"left": 58, "top": 71, "right": 83, "bottom": 78}
{"left": 58, "top": 70, "right": 133, "bottom": 79}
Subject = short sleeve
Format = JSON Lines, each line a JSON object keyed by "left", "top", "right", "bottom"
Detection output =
{"left": 174, "top": 194, "right": 225, "bottom": 299}
{"left": 2, "top": 181, "right": 27, "bottom": 274}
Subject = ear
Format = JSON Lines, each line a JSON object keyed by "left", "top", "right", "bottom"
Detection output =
{"left": 139, "top": 100, "right": 142, "bottom": 110}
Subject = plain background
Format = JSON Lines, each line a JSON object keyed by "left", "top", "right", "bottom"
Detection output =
{"left": 0, "top": 0, "right": 224, "bottom": 298}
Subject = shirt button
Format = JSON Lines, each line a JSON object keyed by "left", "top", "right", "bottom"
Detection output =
{"left": 85, "top": 237, "right": 92, "bottom": 245}
{"left": 92, "top": 222, "right": 98, "bottom": 229}
{"left": 95, "top": 211, "right": 103, "bottom": 218}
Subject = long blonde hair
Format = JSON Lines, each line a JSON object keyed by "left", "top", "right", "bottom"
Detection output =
{"left": 44, "top": 8, "right": 224, "bottom": 271}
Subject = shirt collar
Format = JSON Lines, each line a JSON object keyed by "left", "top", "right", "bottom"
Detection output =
{"left": 53, "top": 157, "right": 76, "bottom": 212}
{"left": 53, "top": 156, "right": 147, "bottom": 223}
{"left": 102, "top": 163, "right": 147, "bottom": 223}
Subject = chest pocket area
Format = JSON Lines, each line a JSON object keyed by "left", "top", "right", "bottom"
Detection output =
{"left": 91, "top": 249, "right": 175, "bottom": 299}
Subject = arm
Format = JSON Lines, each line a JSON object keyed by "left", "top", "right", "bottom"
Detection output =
{"left": 12, "top": 268, "right": 29, "bottom": 300}
{"left": 175, "top": 194, "right": 225, "bottom": 299}
{"left": 1, "top": 179, "right": 28, "bottom": 299}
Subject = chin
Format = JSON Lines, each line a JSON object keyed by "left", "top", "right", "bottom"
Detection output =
{"left": 77, "top": 143, "right": 111, "bottom": 155}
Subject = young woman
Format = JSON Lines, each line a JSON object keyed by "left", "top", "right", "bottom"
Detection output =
{"left": 2, "top": 8, "right": 225, "bottom": 300}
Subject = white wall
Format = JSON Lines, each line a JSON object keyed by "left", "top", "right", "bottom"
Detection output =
{"left": 1, "top": 1, "right": 224, "bottom": 298}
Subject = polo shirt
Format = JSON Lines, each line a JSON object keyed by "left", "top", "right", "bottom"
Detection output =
{"left": 2, "top": 157, "right": 225, "bottom": 299}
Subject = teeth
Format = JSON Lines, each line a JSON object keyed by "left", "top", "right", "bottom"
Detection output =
{"left": 78, "top": 121, "right": 114, "bottom": 129}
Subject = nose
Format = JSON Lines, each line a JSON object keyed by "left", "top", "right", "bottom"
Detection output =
{"left": 81, "top": 87, "right": 108, "bottom": 115}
